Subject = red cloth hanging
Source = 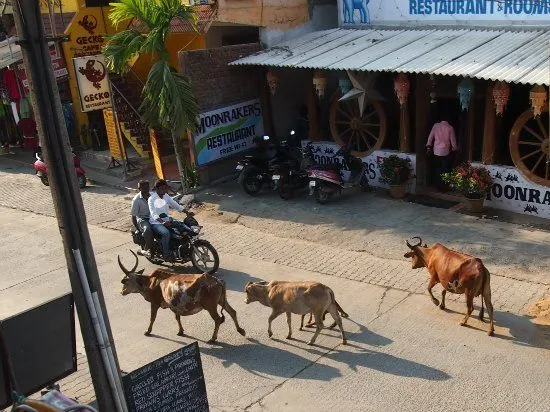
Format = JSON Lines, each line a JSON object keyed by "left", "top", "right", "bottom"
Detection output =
{"left": 2, "top": 69, "right": 22, "bottom": 101}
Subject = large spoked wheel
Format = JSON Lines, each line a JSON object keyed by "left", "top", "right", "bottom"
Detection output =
{"left": 191, "top": 240, "right": 220, "bottom": 274}
{"left": 330, "top": 91, "right": 387, "bottom": 158}
{"left": 510, "top": 108, "right": 550, "bottom": 187}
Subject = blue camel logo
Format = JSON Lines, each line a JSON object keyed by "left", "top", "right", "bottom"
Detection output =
{"left": 343, "top": 0, "right": 370, "bottom": 24}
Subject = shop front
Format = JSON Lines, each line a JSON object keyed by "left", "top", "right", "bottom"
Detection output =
{"left": 230, "top": 0, "right": 550, "bottom": 218}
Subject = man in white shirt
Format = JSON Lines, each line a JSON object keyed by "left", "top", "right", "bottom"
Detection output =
{"left": 148, "top": 179, "right": 187, "bottom": 261}
{"left": 131, "top": 180, "right": 153, "bottom": 256}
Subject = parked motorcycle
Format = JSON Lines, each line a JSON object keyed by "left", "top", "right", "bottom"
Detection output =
{"left": 132, "top": 213, "right": 220, "bottom": 274}
{"left": 307, "top": 145, "right": 370, "bottom": 204}
{"left": 271, "top": 136, "right": 316, "bottom": 200}
{"left": 33, "top": 147, "right": 87, "bottom": 189}
{"left": 236, "top": 134, "right": 297, "bottom": 196}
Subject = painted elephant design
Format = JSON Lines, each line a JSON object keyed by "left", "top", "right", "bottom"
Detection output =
{"left": 343, "top": 0, "right": 370, "bottom": 24}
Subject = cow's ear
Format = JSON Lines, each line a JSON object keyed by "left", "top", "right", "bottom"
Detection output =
{"left": 404, "top": 252, "right": 414, "bottom": 258}
{"left": 137, "top": 269, "right": 145, "bottom": 275}
{"left": 244, "top": 281, "right": 253, "bottom": 290}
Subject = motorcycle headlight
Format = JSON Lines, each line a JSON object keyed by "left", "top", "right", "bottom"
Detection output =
{"left": 191, "top": 226, "right": 201, "bottom": 234}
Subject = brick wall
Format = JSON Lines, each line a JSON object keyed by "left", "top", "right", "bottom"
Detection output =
{"left": 178, "top": 43, "right": 262, "bottom": 111}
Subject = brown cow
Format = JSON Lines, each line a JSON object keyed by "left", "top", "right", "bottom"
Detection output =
{"left": 300, "top": 301, "right": 349, "bottom": 331}
{"left": 244, "top": 280, "right": 346, "bottom": 345}
{"left": 118, "top": 251, "right": 245, "bottom": 343}
{"left": 404, "top": 237, "right": 494, "bottom": 336}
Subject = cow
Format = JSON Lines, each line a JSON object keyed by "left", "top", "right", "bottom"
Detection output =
{"left": 403, "top": 237, "right": 494, "bottom": 336}
{"left": 244, "top": 280, "right": 347, "bottom": 345}
{"left": 300, "top": 301, "right": 349, "bottom": 330}
{"left": 118, "top": 251, "right": 246, "bottom": 343}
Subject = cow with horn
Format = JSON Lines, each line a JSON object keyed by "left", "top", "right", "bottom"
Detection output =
{"left": 404, "top": 237, "right": 494, "bottom": 336}
{"left": 118, "top": 251, "right": 246, "bottom": 343}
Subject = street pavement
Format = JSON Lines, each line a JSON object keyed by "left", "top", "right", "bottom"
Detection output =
{"left": 1, "top": 153, "right": 550, "bottom": 411}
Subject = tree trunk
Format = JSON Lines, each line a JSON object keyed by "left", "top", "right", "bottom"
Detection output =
{"left": 171, "top": 129, "right": 188, "bottom": 192}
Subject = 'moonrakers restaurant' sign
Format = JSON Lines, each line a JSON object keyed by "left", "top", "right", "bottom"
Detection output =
{"left": 193, "top": 99, "right": 264, "bottom": 166}
{"left": 339, "top": 0, "right": 550, "bottom": 26}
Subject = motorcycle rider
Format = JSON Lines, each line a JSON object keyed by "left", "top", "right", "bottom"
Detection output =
{"left": 131, "top": 180, "right": 154, "bottom": 257}
{"left": 148, "top": 179, "right": 189, "bottom": 262}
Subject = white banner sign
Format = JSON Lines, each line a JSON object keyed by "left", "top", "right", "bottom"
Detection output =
{"left": 302, "top": 140, "right": 417, "bottom": 193}
{"left": 476, "top": 163, "right": 550, "bottom": 219}
{"left": 73, "top": 55, "right": 111, "bottom": 112}
{"left": 194, "top": 99, "right": 264, "bottom": 166}
{"left": 339, "top": 0, "right": 550, "bottom": 27}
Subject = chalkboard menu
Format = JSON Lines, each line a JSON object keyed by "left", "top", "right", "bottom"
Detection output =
{"left": 122, "top": 342, "right": 209, "bottom": 412}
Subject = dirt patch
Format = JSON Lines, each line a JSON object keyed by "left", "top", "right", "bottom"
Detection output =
{"left": 192, "top": 202, "right": 240, "bottom": 224}
{"left": 529, "top": 297, "right": 550, "bottom": 325}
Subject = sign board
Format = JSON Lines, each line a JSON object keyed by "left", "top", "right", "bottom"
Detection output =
{"left": 339, "top": 0, "right": 550, "bottom": 27}
{"left": 73, "top": 55, "right": 112, "bottom": 112}
{"left": 16, "top": 45, "right": 68, "bottom": 92}
{"left": 70, "top": 12, "right": 107, "bottom": 58}
{"left": 122, "top": 342, "right": 209, "bottom": 412}
{"left": 474, "top": 163, "right": 550, "bottom": 219}
{"left": 302, "top": 140, "right": 417, "bottom": 193}
{"left": 193, "top": 98, "right": 264, "bottom": 166}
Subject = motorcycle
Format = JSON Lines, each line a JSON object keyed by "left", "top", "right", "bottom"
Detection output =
{"left": 307, "top": 145, "right": 370, "bottom": 204}
{"left": 132, "top": 213, "right": 220, "bottom": 274}
{"left": 236, "top": 134, "right": 296, "bottom": 196}
{"left": 271, "top": 135, "right": 316, "bottom": 200}
{"left": 33, "top": 147, "right": 87, "bottom": 189}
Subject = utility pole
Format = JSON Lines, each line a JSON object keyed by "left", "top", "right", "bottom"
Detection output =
{"left": 12, "top": 0, "right": 126, "bottom": 410}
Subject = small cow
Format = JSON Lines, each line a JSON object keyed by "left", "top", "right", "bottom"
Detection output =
{"left": 404, "top": 237, "right": 494, "bottom": 336}
{"left": 244, "top": 280, "right": 346, "bottom": 345}
{"left": 300, "top": 301, "right": 349, "bottom": 331}
{"left": 118, "top": 251, "right": 246, "bottom": 343}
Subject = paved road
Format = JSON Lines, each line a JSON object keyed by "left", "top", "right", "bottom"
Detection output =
{"left": 1, "top": 154, "right": 550, "bottom": 411}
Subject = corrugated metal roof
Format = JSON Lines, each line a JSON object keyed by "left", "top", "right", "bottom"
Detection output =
{"left": 231, "top": 28, "right": 550, "bottom": 86}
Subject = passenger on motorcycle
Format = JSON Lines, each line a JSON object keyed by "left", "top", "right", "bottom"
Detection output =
{"left": 148, "top": 179, "right": 191, "bottom": 261}
{"left": 131, "top": 180, "right": 154, "bottom": 257}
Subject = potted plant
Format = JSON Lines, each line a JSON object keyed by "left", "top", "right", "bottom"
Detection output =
{"left": 379, "top": 155, "right": 414, "bottom": 199}
{"left": 441, "top": 162, "right": 493, "bottom": 212}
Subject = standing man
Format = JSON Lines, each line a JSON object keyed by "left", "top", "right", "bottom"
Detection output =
{"left": 426, "top": 113, "right": 458, "bottom": 191}
{"left": 131, "top": 180, "right": 154, "bottom": 257}
{"left": 148, "top": 179, "right": 187, "bottom": 262}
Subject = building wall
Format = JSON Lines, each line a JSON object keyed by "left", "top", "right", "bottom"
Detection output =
{"left": 216, "top": 0, "right": 309, "bottom": 29}
{"left": 205, "top": 24, "right": 260, "bottom": 49}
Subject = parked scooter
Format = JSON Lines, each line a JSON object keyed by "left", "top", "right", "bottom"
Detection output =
{"left": 33, "top": 147, "right": 87, "bottom": 189}
{"left": 307, "top": 144, "right": 369, "bottom": 204}
{"left": 271, "top": 133, "right": 316, "bottom": 200}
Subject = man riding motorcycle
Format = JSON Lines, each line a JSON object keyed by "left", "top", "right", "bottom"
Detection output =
{"left": 148, "top": 179, "right": 192, "bottom": 262}
{"left": 131, "top": 180, "right": 154, "bottom": 257}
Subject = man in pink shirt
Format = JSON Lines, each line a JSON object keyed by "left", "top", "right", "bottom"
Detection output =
{"left": 426, "top": 115, "right": 457, "bottom": 191}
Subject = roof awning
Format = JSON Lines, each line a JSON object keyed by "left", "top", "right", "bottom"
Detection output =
{"left": 0, "top": 37, "right": 22, "bottom": 70}
{"left": 230, "top": 28, "right": 550, "bottom": 86}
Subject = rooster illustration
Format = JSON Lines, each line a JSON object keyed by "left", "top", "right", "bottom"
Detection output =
{"left": 78, "top": 60, "right": 106, "bottom": 90}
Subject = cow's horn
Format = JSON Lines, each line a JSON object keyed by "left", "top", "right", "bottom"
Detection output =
{"left": 118, "top": 255, "right": 130, "bottom": 276}
{"left": 406, "top": 237, "right": 423, "bottom": 249}
{"left": 129, "top": 250, "right": 139, "bottom": 272}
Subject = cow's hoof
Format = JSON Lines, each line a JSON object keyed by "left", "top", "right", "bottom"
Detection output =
{"left": 342, "top": 339, "right": 348, "bottom": 345}
{"left": 238, "top": 328, "right": 246, "bottom": 336}
{"left": 487, "top": 330, "right": 495, "bottom": 337}
{"left": 268, "top": 331, "right": 273, "bottom": 338}
{"left": 177, "top": 331, "right": 184, "bottom": 337}
{"left": 299, "top": 327, "right": 303, "bottom": 331}
{"left": 307, "top": 341, "right": 315, "bottom": 346}
{"left": 144, "top": 331, "right": 151, "bottom": 336}
{"left": 431, "top": 298, "right": 440, "bottom": 306}
{"left": 459, "top": 321, "right": 466, "bottom": 327}
{"left": 286, "top": 335, "right": 292, "bottom": 340}
{"left": 439, "top": 304, "right": 445, "bottom": 310}
{"left": 341, "top": 313, "right": 349, "bottom": 318}
{"left": 207, "top": 339, "right": 217, "bottom": 344}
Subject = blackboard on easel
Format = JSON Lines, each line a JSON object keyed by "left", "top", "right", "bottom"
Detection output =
{"left": 122, "top": 342, "right": 208, "bottom": 412}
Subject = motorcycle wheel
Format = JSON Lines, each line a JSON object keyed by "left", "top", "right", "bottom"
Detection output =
{"left": 360, "top": 175, "right": 370, "bottom": 192}
{"left": 314, "top": 186, "right": 330, "bottom": 204}
{"left": 278, "top": 181, "right": 293, "bottom": 200}
{"left": 239, "top": 167, "right": 262, "bottom": 196}
{"left": 191, "top": 240, "right": 220, "bottom": 275}
{"left": 40, "top": 176, "right": 49, "bottom": 186}
{"left": 78, "top": 174, "right": 87, "bottom": 189}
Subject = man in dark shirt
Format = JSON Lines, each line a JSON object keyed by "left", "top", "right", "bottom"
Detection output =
{"left": 131, "top": 180, "right": 154, "bottom": 255}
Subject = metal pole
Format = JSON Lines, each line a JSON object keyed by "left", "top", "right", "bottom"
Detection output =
{"left": 12, "top": 0, "right": 126, "bottom": 410}
{"left": 108, "top": 80, "right": 127, "bottom": 179}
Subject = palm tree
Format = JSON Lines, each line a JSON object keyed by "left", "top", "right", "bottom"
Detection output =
{"left": 103, "top": 0, "right": 199, "bottom": 190}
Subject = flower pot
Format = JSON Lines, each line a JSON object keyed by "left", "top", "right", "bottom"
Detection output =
{"left": 389, "top": 184, "right": 406, "bottom": 199}
{"left": 465, "top": 196, "right": 485, "bottom": 213}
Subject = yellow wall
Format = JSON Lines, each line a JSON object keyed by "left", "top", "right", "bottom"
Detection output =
{"left": 131, "top": 33, "right": 206, "bottom": 83}
{"left": 3, "top": 0, "right": 80, "bottom": 15}
{"left": 216, "top": 0, "right": 309, "bottom": 29}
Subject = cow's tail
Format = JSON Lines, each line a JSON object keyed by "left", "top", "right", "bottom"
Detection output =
{"left": 335, "top": 299, "right": 349, "bottom": 318}
{"left": 479, "top": 267, "right": 488, "bottom": 322}
{"left": 219, "top": 278, "right": 226, "bottom": 324}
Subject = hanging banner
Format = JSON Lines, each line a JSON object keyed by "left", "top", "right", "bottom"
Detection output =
{"left": 17, "top": 45, "right": 68, "bottom": 92}
{"left": 73, "top": 54, "right": 111, "bottom": 112}
{"left": 339, "top": 0, "right": 550, "bottom": 27}
{"left": 193, "top": 98, "right": 264, "bottom": 166}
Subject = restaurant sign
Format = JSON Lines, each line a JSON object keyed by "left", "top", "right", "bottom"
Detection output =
{"left": 73, "top": 55, "right": 111, "bottom": 112}
{"left": 339, "top": 0, "right": 550, "bottom": 26}
{"left": 479, "top": 164, "right": 550, "bottom": 219}
{"left": 193, "top": 99, "right": 264, "bottom": 166}
{"left": 301, "top": 140, "right": 417, "bottom": 193}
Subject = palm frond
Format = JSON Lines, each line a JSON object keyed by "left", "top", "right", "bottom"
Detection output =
{"left": 103, "top": 30, "right": 146, "bottom": 73}
{"left": 108, "top": 0, "right": 156, "bottom": 29}
{"left": 139, "top": 60, "right": 199, "bottom": 136}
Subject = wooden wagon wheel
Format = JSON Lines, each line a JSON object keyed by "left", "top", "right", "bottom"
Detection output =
{"left": 509, "top": 108, "right": 550, "bottom": 187}
{"left": 329, "top": 91, "right": 387, "bottom": 158}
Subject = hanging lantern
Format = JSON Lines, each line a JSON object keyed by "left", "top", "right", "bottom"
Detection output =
{"left": 393, "top": 73, "right": 410, "bottom": 106}
{"left": 313, "top": 71, "right": 327, "bottom": 99}
{"left": 339, "top": 75, "right": 352, "bottom": 95}
{"left": 529, "top": 85, "right": 547, "bottom": 118}
{"left": 492, "top": 81, "right": 510, "bottom": 116}
{"left": 266, "top": 70, "right": 278, "bottom": 96}
{"left": 457, "top": 77, "right": 474, "bottom": 111}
